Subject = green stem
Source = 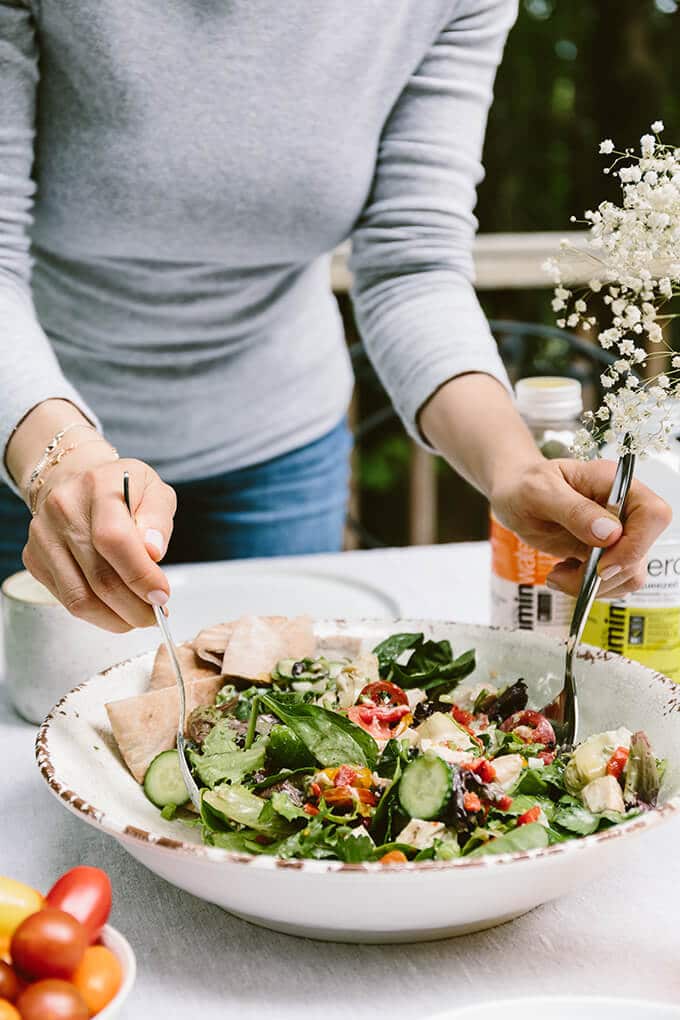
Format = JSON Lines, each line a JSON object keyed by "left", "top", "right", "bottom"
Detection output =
{"left": 245, "top": 696, "right": 261, "bottom": 750}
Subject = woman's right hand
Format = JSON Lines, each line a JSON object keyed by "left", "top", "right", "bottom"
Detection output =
{"left": 22, "top": 447, "right": 177, "bottom": 633}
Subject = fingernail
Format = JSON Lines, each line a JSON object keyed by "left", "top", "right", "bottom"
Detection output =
{"left": 546, "top": 578, "right": 561, "bottom": 591}
{"left": 600, "top": 564, "right": 622, "bottom": 582}
{"left": 148, "top": 589, "right": 169, "bottom": 607}
{"left": 144, "top": 528, "right": 164, "bottom": 556}
{"left": 592, "top": 517, "right": 619, "bottom": 540}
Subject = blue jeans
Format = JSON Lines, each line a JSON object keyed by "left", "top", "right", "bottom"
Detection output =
{"left": 0, "top": 419, "right": 352, "bottom": 582}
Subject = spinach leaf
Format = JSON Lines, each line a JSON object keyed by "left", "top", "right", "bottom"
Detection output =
{"left": 514, "top": 760, "right": 567, "bottom": 797}
{"left": 275, "top": 815, "right": 341, "bottom": 860}
{"left": 252, "top": 767, "right": 315, "bottom": 792}
{"left": 189, "top": 740, "right": 266, "bottom": 789}
{"left": 259, "top": 692, "right": 379, "bottom": 769}
{"left": 334, "top": 830, "right": 376, "bottom": 863}
{"left": 205, "top": 829, "right": 259, "bottom": 852}
{"left": 373, "top": 633, "right": 423, "bottom": 674}
{"left": 553, "top": 802, "right": 600, "bottom": 835}
{"left": 468, "top": 821, "right": 549, "bottom": 857}
{"left": 376, "top": 738, "right": 410, "bottom": 779}
{"left": 490, "top": 794, "right": 555, "bottom": 822}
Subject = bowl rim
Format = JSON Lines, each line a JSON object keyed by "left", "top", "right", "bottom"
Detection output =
{"left": 97, "top": 923, "right": 136, "bottom": 1018}
{"left": 35, "top": 618, "right": 680, "bottom": 875}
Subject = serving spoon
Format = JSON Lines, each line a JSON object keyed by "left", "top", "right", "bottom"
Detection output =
{"left": 122, "top": 471, "right": 202, "bottom": 810}
{"left": 543, "top": 440, "right": 636, "bottom": 747}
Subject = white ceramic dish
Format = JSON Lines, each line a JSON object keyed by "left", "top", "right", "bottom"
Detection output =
{"left": 429, "top": 997, "right": 680, "bottom": 1019}
{"left": 96, "top": 924, "right": 136, "bottom": 1018}
{"left": 36, "top": 619, "right": 680, "bottom": 944}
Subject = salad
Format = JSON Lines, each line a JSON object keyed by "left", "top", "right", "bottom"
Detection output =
{"left": 122, "top": 626, "right": 664, "bottom": 864}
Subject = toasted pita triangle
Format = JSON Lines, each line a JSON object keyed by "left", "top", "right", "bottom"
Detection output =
{"left": 105, "top": 676, "right": 224, "bottom": 783}
{"left": 193, "top": 622, "right": 234, "bottom": 666}
{"left": 150, "top": 642, "right": 221, "bottom": 690}
{"left": 221, "top": 615, "right": 315, "bottom": 681}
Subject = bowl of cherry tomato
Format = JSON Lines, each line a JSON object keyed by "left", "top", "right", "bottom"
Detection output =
{"left": 0, "top": 866, "right": 136, "bottom": 1019}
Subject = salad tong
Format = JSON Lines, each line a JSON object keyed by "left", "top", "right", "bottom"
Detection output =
{"left": 122, "top": 472, "right": 201, "bottom": 810}
{"left": 545, "top": 439, "right": 636, "bottom": 747}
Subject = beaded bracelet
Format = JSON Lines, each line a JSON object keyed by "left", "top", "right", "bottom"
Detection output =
{"left": 29, "top": 438, "right": 119, "bottom": 516}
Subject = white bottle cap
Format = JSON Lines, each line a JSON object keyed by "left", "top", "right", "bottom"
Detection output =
{"left": 515, "top": 376, "right": 583, "bottom": 422}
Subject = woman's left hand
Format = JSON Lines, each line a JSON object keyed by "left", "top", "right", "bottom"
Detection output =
{"left": 490, "top": 457, "right": 673, "bottom": 599}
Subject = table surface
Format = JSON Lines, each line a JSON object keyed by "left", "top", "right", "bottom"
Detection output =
{"left": 2, "top": 542, "right": 679, "bottom": 1019}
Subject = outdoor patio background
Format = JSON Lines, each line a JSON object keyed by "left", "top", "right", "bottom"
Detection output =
{"left": 341, "top": 0, "right": 680, "bottom": 550}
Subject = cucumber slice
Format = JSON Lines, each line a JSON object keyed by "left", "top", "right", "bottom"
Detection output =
{"left": 144, "top": 749, "right": 190, "bottom": 808}
{"left": 398, "top": 754, "right": 452, "bottom": 820}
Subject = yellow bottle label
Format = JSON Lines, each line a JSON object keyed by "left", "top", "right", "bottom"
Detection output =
{"left": 583, "top": 602, "right": 680, "bottom": 682}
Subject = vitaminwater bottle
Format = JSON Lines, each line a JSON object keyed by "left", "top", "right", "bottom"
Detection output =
{"left": 583, "top": 416, "right": 680, "bottom": 681}
{"left": 490, "top": 376, "right": 582, "bottom": 635}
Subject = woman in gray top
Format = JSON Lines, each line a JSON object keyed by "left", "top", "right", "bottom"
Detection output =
{"left": 0, "top": 0, "right": 670, "bottom": 631}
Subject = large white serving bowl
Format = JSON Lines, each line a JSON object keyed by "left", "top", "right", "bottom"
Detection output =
{"left": 35, "top": 619, "right": 680, "bottom": 944}
{"left": 430, "top": 997, "right": 680, "bottom": 1020}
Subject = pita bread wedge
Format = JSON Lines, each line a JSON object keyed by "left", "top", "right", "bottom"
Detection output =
{"left": 221, "top": 615, "right": 315, "bottom": 682}
{"left": 150, "top": 642, "right": 221, "bottom": 690}
{"left": 106, "top": 676, "right": 224, "bottom": 783}
{"left": 193, "top": 622, "right": 234, "bottom": 666}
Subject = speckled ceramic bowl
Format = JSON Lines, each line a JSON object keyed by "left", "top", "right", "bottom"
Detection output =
{"left": 35, "top": 620, "right": 680, "bottom": 943}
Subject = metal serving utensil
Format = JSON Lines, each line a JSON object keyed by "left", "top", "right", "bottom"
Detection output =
{"left": 122, "top": 471, "right": 201, "bottom": 811}
{"left": 543, "top": 439, "right": 636, "bottom": 747}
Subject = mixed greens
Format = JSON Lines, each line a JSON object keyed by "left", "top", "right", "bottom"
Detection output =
{"left": 143, "top": 633, "right": 664, "bottom": 863}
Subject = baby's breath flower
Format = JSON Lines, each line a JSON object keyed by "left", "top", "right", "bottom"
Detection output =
{"left": 546, "top": 121, "right": 680, "bottom": 457}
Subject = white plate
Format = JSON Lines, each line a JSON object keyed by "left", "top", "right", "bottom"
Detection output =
{"left": 35, "top": 619, "right": 680, "bottom": 944}
{"left": 429, "top": 997, "right": 680, "bottom": 1019}
{"left": 163, "top": 562, "right": 401, "bottom": 641}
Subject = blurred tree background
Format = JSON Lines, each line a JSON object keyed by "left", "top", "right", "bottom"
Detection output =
{"left": 341, "top": 0, "right": 680, "bottom": 549}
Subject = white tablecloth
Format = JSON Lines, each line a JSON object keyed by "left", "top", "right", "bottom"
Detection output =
{"left": 1, "top": 542, "right": 678, "bottom": 1019}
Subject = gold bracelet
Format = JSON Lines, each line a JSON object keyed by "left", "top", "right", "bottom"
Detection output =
{"left": 29, "top": 439, "right": 119, "bottom": 516}
{"left": 26, "top": 422, "right": 99, "bottom": 490}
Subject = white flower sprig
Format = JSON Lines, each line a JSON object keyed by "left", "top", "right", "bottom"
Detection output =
{"left": 544, "top": 120, "right": 680, "bottom": 459}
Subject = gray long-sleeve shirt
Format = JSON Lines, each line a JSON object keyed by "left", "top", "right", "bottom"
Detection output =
{"left": 0, "top": 0, "right": 516, "bottom": 491}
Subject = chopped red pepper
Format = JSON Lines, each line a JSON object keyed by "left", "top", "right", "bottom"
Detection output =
{"left": 496, "top": 795, "right": 513, "bottom": 811}
{"left": 517, "top": 805, "right": 541, "bottom": 826}
{"left": 303, "top": 803, "right": 319, "bottom": 816}
{"left": 379, "top": 850, "right": 408, "bottom": 864}
{"left": 538, "top": 750, "right": 555, "bottom": 766}
{"left": 461, "top": 759, "right": 496, "bottom": 783}
{"left": 334, "top": 765, "right": 357, "bottom": 788}
{"left": 463, "top": 792, "right": 482, "bottom": 813}
{"left": 452, "top": 705, "right": 474, "bottom": 727}
{"left": 356, "top": 788, "right": 377, "bottom": 806}
{"left": 606, "top": 746, "right": 629, "bottom": 781}
{"left": 309, "top": 782, "right": 322, "bottom": 798}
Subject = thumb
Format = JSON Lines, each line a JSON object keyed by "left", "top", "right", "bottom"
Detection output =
{"left": 547, "top": 477, "right": 623, "bottom": 549}
{"left": 132, "top": 469, "right": 177, "bottom": 562}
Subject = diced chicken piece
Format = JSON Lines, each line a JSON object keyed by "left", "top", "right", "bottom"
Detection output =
{"left": 406, "top": 687, "right": 427, "bottom": 711}
{"left": 568, "top": 728, "right": 633, "bottom": 790}
{"left": 415, "top": 712, "right": 473, "bottom": 750}
{"left": 402, "top": 727, "right": 420, "bottom": 749}
{"left": 492, "top": 754, "right": 524, "bottom": 791}
{"left": 581, "top": 775, "right": 626, "bottom": 814}
{"left": 419, "top": 740, "right": 475, "bottom": 767}
{"left": 396, "top": 818, "right": 446, "bottom": 850}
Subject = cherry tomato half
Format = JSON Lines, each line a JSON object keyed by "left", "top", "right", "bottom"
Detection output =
{"left": 359, "top": 681, "right": 409, "bottom": 708}
{"left": 71, "top": 945, "right": 123, "bottom": 1015}
{"left": 0, "top": 963, "right": 18, "bottom": 1003}
{"left": 16, "top": 979, "right": 89, "bottom": 1020}
{"left": 46, "top": 868, "right": 112, "bottom": 944}
{"left": 11, "top": 909, "right": 87, "bottom": 981}
{"left": 0, "top": 1001, "right": 20, "bottom": 1020}
{"left": 347, "top": 703, "right": 412, "bottom": 741}
{"left": 500, "top": 710, "right": 556, "bottom": 749}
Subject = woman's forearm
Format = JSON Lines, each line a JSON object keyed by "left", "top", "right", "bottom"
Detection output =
{"left": 418, "top": 374, "right": 542, "bottom": 498}
{"left": 5, "top": 398, "right": 107, "bottom": 499}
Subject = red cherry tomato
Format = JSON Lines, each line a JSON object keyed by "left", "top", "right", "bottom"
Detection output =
{"left": 71, "top": 945, "right": 123, "bottom": 1015}
{"left": 347, "top": 703, "right": 412, "bottom": 741}
{"left": 359, "top": 681, "right": 409, "bottom": 708}
{"left": 16, "top": 979, "right": 89, "bottom": 1020}
{"left": 500, "top": 710, "right": 556, "bottom": 749}
{"left": 0, "top": 1001, "right": 20, "bottom": 1020}
{"left": 0, "top": 963, "right": 18, "bottom": 1003}
{"left": 46, "top": 868, "right": 112, "bottom": 944}
{"left": 11, "top": 909, "right": 87, "bottom": 981}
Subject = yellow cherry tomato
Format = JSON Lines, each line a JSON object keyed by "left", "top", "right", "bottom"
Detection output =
{"left": 0, "top": 937, "right": 10, "bottom": 964}
{"left": 0, "top": 878, "right": 44, "bottom": 939}
{"left": 71, "top": 945, "right": 123, "bottom": 1014}
{"left": 0, "top": 1000, "right": 21, "bottom": 1020}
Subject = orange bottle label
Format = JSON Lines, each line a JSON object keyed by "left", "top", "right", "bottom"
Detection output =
{"left": 490, "top": 516, "right": 560, "bottom": 586}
